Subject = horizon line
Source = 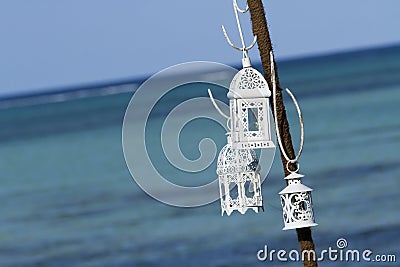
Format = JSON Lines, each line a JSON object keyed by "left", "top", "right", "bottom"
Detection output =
{"left": 1, "top": 41, "right": 399, "bottom": 103}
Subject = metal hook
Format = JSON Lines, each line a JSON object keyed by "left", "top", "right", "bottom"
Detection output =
{"left": 270, "top": 52, "right": 304, "bottom": 166}
{"left": 221, "top": 0, "right": 257, "bottom": 58}
{"left": 234, "top": 0, "right": 249, "bottom": 13}
{"left": 208, "top": 89, "right": 230, "bottom": 120}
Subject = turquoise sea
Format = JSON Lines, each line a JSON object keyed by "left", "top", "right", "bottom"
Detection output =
{"left": 1, "top": 45, "right": 400, "bottom": 266}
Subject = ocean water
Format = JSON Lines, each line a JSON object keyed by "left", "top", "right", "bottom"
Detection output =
{"left": 1, "top": 45, "right": 400, "bottom": 267}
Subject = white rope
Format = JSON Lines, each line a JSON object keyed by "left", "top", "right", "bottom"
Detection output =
{"left": 270, "top": 52, "right": 304, "bottom": 166}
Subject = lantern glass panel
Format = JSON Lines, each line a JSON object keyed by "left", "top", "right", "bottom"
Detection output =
{"left": 230, "top": 182, "right": 239, "bottom": 199}
{"left": 247, "top": 107, "right": 259, "bottom": 132}
{"left": 244, "top": 181, "right": 254, "bottom": 198}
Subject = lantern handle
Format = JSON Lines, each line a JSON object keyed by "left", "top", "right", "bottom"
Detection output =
{"left": 207, "top": 89, "right": 230, "bottom": 120}
{"left": 221, "top": 0, "right": 257, "bottom": 59}
{"left": 270, "top": 52, "right": 304, "bottom": 166}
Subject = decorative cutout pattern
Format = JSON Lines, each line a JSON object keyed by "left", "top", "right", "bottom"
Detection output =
{"left": 238, "top": 68, "right": 267, "bottom": 90}
{"left": 281, "top": 192, "right": 314, "bottom": 224}
{"left": 217, "top": 142, "right": 263, "bottom": 216}
{"left": 279, "top": 174, "right": 317, "bottom": 230}
{"left": 217, "top": 144, "right": 259, "bottom": 175}
{"left": 239, "top": 100, "right": 266, "bottom": 137}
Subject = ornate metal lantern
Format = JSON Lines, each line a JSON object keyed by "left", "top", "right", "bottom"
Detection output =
{"left": 279, "top": 172, "right": 317, "bottom": 230}
{"left": 228, "top": 58, "right": 274, "bottom": 150}
{"left": 217, "top": 134, "right": 263, "bottom": 216}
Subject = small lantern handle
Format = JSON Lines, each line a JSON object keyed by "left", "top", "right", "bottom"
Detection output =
{"left": 270, "top": 52, "right": 304, "bottom": 168}
{"left": 208, "top": 89, "right": 230, "bottom": 120}
{"left": 207, "top": 89, "right": 232, "bottom": 131}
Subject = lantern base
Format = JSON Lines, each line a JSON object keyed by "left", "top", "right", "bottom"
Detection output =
{"left": 232, "top": 140, "right": 275, "bottom": 150}
{"left": 222, "top": 206, "right": 262, "bottom": 216}
{"left": 282, "top": 222, "right": 318, "bottom": 231}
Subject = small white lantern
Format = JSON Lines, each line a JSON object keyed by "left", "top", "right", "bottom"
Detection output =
{"left": 279, "top": 172, "right": 317, "bottom": 230}
{"left": 228, "top": 58, "right": 275, "bottom": 150}
{"left": 217, "top": 134, "right": 263, "bottom": 216}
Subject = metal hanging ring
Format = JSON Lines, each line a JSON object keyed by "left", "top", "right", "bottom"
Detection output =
{"left": 286, "top": 161, "right": 300, "bottom": 174}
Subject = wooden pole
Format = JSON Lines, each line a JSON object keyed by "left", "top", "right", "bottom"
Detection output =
{"left": 247, "top": 1, "right": 318, "bottom": 267}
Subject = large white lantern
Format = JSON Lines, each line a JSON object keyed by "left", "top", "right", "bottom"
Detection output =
{"left": 217, "top": 134, "right": 263, "bottom": 216}
{"left": 279, "top": 172, "right": 317, "bottom": 230}
{"left": 228, "top": 58, "right": 275, "bottom": 150}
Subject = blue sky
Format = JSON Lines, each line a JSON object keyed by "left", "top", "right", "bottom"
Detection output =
{"left": 1, "top": 0, "right": 399, "bottom": 96}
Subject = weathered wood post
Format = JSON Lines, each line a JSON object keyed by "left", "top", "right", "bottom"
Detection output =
{"left": 247, "top": 1, "right": 318, "bottom": 266}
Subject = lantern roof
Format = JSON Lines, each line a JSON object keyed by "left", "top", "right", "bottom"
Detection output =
{"left": 227, "top": 67, "right": 271, "bottom": 99}
{"left": 217, "top": 142, "right": 259, "bottom": 175}
{"left": 284, "top": 172, "right": 304, "bottom": 180}
{"left": 279, "top": 182, "right": 313, "bottom": 195}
